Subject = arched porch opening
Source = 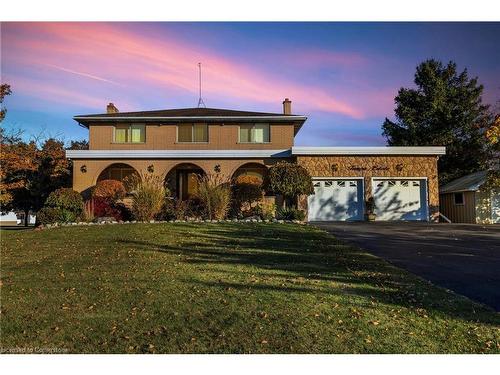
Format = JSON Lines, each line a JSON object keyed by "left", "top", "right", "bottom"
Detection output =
{"left": 231, "top": 162, "right": 268, "bottom": 184}
{"left": 96, "top": 163, "right": 140, "bottom": 191}
{"left": 165, "top": 163, "right": 206, "bottom": 200}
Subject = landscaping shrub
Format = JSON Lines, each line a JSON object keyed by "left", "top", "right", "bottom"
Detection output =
{"left": 36, "top": 207, "right": 62, "bottom": 225}
{"left": 128, "top": 173, "right": 167, "bottom": 221}
{"left": 92, "top": 180, "right": 126, "bottom": 202}
{"left": 44, "top": 188, "right": 84, "bottom": 216}
{"left": 276, "top": 207, "right": 306, "bottom": 221}
{"left": 89, "top": 180, "right": 129, "bottom": 221}
{"left": 196, "top": 173, "right": 231, "bottom": 220}
{"left": 254, "top": 200, "right": 276, "bottom": 221}
{"left": 161, "top": 198, "right": 190, "bottom": 221}
{"left": 231, "top": 174, "right": 263, "bottom": 214}
{"left": 91, "top": 197, "right": 129, "bottom": 221}
{"left": 36, "top": 206, "right": 80, "bottom": 225}
{"left": 266, "top": 162, "right": 313, "bottom": 208}
{"left": 37, "top": 188, "right": 84, "bottom": 224}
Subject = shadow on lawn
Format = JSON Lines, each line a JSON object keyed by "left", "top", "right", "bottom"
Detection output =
{"left": 118, "top": 224, "right": 500, "bottom": 326}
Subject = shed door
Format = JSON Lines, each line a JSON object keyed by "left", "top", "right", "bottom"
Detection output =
{"left": 372, "top": 179, "right": 428, "bottom": 221}
{"left": 308, "top": 179, "right": 364, "bottom": 221}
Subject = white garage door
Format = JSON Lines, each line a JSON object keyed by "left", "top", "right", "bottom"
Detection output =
{"left": 372, "top": 179, "right": 428, "bottom": 221}
{"left": 308, "top": 179, "right": 364, "bottom": 221}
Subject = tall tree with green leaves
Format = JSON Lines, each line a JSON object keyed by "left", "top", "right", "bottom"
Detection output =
{"left": 382, "top": 60, "right": 493, "bottom": 183}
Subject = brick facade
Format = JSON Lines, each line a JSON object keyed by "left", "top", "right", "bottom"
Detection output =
{"left": 88, "top": 123, "right": 295, "bottom": 150}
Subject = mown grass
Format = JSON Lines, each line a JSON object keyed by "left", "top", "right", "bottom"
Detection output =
{"left": 1, "top": 223, "right": 499, "bottom": 353}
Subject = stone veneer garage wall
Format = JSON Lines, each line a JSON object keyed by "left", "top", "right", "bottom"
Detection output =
{"left": 296, "top": 155, "right": 440, "bottom": 220}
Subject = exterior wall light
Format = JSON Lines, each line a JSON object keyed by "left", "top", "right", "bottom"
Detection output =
{"left": 214, "top": 164, "right": 221, "bottom": 173}
{"left": 147, "top": 164, "right": 154, "bottom": 173}
{"left": 331, "top": 163, "right": 339, "bottom": 172}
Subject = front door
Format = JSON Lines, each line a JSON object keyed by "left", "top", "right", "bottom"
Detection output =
{"left": 177, "top": 169, "right": 203, "bottom": 200}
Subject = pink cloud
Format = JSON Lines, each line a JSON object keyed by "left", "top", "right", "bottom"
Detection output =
{"left": 2, "top": 22, "right": 382, "bottom": 118}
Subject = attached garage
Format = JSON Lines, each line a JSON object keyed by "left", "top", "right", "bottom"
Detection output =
{"left": 292, "top": 146, "right": 445, "bottom": 222}
{"left": 372, "top": 178, "right": 428, "bottom": 221}
{"left": 308, "top": 178, "right": 364, "bottom": 221}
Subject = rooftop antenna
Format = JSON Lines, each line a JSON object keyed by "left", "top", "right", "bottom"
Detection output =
{"left": 197, "top": 62, "right": 206, "bottom": 108}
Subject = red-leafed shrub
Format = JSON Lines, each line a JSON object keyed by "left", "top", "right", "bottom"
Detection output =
{"left": 91, "top": 197, "right": 126, "bottom": 221}
{"left": 92, "top": 180, "right": 126, "bottom": 202}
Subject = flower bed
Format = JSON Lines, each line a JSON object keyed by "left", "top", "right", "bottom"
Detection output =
{"left": 37, "top": 217, "right": 307, "bottom": 230}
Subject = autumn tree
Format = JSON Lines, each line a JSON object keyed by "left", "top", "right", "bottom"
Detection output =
{"left": 0, "top": 84, "right": 15, "bottom": 206}
{"left": 485, "top": 114, "right": 500, "bottom": 151}
{"left": 382, "top": 59, "right": 493, "bottom": 183}
{"left": 0, "top": 83, "right": 11, "bottom": 123}
{"left": 1, "top": 137, "right": 71, "bottom": 225}
{"left": 68, "top": 139, "right": 89, "bottom": 150}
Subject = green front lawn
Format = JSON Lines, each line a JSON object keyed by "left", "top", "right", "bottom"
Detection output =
{"left": 1, "top": 223, "right": 499, "bottom": 353}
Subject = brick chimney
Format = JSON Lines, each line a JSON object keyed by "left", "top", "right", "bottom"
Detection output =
{"left": 282, "top": 98, "right": 292, "bottom": 115}
{"left": 107, "top": 103, "right": 119, "bottom": 114}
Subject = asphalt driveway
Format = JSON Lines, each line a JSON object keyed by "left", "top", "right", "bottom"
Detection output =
{"left": 315, "top": 222, "right": 500, "bottom": 311}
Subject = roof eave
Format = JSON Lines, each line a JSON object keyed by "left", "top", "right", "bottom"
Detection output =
{"left": 291, "top": 146, "right": 446, "bottom": 155}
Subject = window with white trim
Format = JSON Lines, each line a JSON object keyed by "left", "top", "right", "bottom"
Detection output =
{"left": 239, "top": 124, "right": 270, "bottom": 143}
{"left": 114, "top": 124, "right": 145, "bottom": 143}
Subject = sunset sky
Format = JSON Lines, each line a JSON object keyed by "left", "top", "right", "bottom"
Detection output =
{"left": 1, "top": 22, "right": 499, "bottom": 146}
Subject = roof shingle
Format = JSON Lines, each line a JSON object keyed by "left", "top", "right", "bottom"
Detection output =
{"left": 75, "top": 107, "right": 302, "bottom": 118}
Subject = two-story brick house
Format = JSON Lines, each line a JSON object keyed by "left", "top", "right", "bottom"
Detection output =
{"left": 66, "top": 99, "right": 445, "bottom": 221}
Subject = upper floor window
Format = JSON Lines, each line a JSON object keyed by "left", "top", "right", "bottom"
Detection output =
{"left": 177, "top": 123, "right": 208, "bottom": 143}
{"left": 114, "top": 124, "right": 145, "bottom": 143}
{"left": 239, "top": 123, "right": 270, "bottom": 143}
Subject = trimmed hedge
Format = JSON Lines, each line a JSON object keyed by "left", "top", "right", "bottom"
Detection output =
{"left": 37, "top": 207, "right": 80, "bottom": 225}
{"left": 38, "top": 188, "right": 84, "bottom": 225}
{"left": 45, "top": 188, "right": 84, "bottom": 216}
